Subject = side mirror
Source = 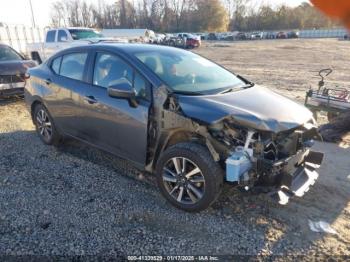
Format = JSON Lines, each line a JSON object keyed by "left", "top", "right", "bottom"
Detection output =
{"left": 60, "top": 36, "right": 68, "bottom": 42}
{"left": 107, "top": 81, "right": 138, "bottom": 107}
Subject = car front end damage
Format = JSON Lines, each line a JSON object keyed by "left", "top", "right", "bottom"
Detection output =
{"left": 0, "top": 74, "right": 26, "bottom": 97}
{"left": 148, "top": 85, "right": 324, "bottom": 205}
{"left": 0, "top": 60, "right": 36, "bottom": 97}
{"left": 209, "top": 117, "right": 324, "bottom": 204}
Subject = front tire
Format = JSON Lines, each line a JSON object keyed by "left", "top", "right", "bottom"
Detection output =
{"left": 33, "top": 104, "right": 61, "bottom": 146}
{"left": 156, "top": 143, "right": 223, "bottom": 212}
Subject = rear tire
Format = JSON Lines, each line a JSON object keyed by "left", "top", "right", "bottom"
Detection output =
{"left": 156, "top": 142, "right": 223, "bottom": 212}
{"left": 33, "top": 104, "right": 61, "bottom": 146}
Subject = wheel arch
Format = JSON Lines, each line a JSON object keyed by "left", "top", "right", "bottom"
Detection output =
{"left": 165, "top": 129, "right": 204, "bottom": 149}
{"left": 148, "top": 128, "right": 209, "bottom": 173}
{"left": 30, "top": 97, "right": 44, "bottom": 120}
{"left": 29, "top": 97, "right": 46, "bottom": 123}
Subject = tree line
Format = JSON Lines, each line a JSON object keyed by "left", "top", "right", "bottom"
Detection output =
{"left": 50, "top": 0, "right": 340, "bottom": 32}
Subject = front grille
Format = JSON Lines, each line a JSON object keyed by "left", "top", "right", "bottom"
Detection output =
{"left": 0, "top": 75, "right": 24, "bottom": 84}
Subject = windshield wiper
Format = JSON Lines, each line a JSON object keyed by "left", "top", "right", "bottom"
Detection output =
{"left": 236, "top": 74, "right": 254, "bottom": 86}
{"left": 172, "top": 90, "right": 203, "bottom": 96}
{"left": 219, "top": 82, "right": 254, "bottom": 94}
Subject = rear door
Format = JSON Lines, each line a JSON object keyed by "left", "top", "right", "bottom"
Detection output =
{"left": 78, "top": 50, "right": 151, "bottom": 165}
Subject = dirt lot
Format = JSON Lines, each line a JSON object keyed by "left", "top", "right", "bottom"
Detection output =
{"left": 0, "top": 39, "right": 349, "bottom": 257}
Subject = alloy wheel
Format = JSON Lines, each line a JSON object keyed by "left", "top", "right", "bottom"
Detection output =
{"left": 36, "top": 109, "right": 52, "bottom": 141}
{"left": 162, "top": 157, "right": 206, "bottom": 205}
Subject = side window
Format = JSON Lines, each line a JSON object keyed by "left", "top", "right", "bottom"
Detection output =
{"left": 60, "top": 53, "right": 88, "bottom": 81}
{"left": 93, "top": 53, "right": 133, "bottom": 88}
{"left": 57, "top": 30, "right": 68, "bottom": 42}
{"left": 46, "top": 30, "right": 56, "bottom": 43}
{"left": 51, "top": 56, "right": 62, "bottom": 74}
{"left": 134, "top": 72, "right": 150, "bottom": 100}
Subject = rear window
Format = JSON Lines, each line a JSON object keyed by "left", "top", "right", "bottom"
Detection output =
{"left": 46, "top": 30, "right": 56, "bottom": 43}
{"left": 60, "top": 53, "right": 88, "bottom": 81}
{"left": 68, "top": 29, "right": 102, "bottom": 40}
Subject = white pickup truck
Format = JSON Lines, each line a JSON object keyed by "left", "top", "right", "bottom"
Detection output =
{"left": 26, "top": 27, "right": 106, "bottom": 64}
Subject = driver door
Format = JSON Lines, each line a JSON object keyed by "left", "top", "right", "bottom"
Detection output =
{"left": 79, "top": 51, "right": 151, "bottom": 166}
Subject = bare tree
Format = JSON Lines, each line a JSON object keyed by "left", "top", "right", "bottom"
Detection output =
{"left": 49, "top": 0, "right": 337, "bottom": 32}
{"left": 171, "top": 0, "right": 187, "bottom": 31}
{"left": 50, "top": 2, "right": 68, "bottom": 27}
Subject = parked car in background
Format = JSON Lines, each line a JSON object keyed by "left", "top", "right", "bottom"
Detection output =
{"left": 162, "top": 33, "right": 174, "bottom": 44}
{"left": 194, "top": 33, "right": 206, "bottom": 40}
{"left": 250, "top": 32, "right": 262, "bottom": 40}
{"left": 218, "top": 32, "right": 235, "bottom": 41}
{"left": 264, "top": 32, "right": 276, "bottom": 39}
{"left": 27, "top": 27, "right": 105, "bottom": 64}
{"left": 177, "top": 33, "right": 201, "bottom": 48}
{"left": 276, "top": 31, "right": 288, "bottom": 39}
{"left": 151, "top": 33, "right": 166, "bottom": 44}
{"left": 163, "top": 33, "right": 201, "bottom": 48}
{"left": 101, "top": 28, "right": 155, "bottom": 43}
{"left": 216, "top": 33, "right": 227, "bottom": 40}
{"left": 0, "top": 44, "right": 36, "bottom": 97}
{"left": 223, "top": 35, "right": 235, "bottom": 41}
{"left": 287, "top": 31, "right": 299, "bottom": 38}
{"left": 235, "top": 32, "right": 247, "bottom": 40}
{"left": 163, "top": 34, "right": 180, "bottom": 46}
{"left": 207, "top": 33, "right": 218, "bottom": 40}
{"left": 25, "top": 43, "right": 323, "bottom": 212}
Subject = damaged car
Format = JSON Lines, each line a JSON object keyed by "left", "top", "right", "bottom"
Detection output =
{"left": 0, "top": 44, "right": 36, "bottom": 97}
{"left": 24, "top": 44, "right": 324, "bottom": 212}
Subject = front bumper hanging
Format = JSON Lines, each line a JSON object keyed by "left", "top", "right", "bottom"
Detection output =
{"left": 269, "top": 150, "right": 324, "bottom": 205}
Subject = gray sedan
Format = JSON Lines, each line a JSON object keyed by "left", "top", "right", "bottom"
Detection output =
{"left": 25, "top": 43, "right": 323, "bottom": 212}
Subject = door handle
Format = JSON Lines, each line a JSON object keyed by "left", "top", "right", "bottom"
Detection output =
{"left": 45, "top": 78, "right": 52, "bottom": 85}
{"left": 84, "top": 95, "right": 98, "bottom": 104}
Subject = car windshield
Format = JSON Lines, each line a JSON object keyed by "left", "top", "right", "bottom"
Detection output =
{"left": 68, "top": 29, "right": 102, "bottom": 40}
{"left": 0, "top": 46, "right": 22, "bottom": 61}
{"left": 134, "top": 49, "right": 246, "bottom": 95}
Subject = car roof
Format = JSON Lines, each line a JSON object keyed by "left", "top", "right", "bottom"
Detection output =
{"left": 0, "top": 43, "right": 11, "bottom": 48}
{"left": 99, "top": 43, "right": 183, "bottom": 52}
{"left": 0, "top": 43, "right": 21, "bottom": 53}
{"left": 54, "top": 43, "right": 186, "bottom": 56}
{"left": 48, "top": 27, "right": 97, "bottom": 31}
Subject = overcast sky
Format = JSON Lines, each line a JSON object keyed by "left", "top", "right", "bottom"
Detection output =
{"left": 0, "top": 0, "right": 308, "bottom": 27}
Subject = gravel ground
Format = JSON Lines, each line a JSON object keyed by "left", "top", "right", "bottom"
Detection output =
{"left": 0, "top": 39, "right": 350, "bottom": 257}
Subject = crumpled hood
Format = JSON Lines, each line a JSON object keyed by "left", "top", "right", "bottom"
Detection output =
{"left": 0, "top": 60, "right": 36, "bottom": 75}
{"left": 177, "top": 85, "right": 313, "bottom": 133}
